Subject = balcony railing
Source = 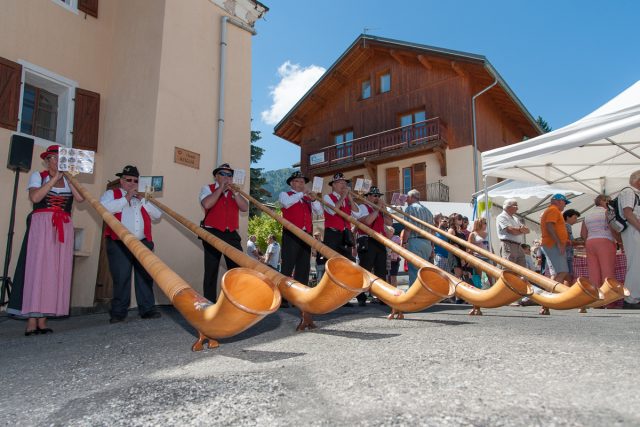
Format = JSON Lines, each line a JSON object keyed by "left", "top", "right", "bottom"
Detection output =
{"left": 384, "top": 181, "right": 449, "bottom": 204}
{"left": 308, "top": 117, "right": 446, "bottom": 169}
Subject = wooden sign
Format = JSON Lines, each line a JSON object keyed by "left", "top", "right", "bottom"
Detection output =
{"left": 174, "top": 147, "right": 200, "bottom": 169}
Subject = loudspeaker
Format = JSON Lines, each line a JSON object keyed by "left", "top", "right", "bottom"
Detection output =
{"left": 7, "top": 135, "right": 34, "bottom": 172}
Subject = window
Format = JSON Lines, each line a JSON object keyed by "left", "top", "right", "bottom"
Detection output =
{"left": 21, "top": 84, "right": 59, "bottom": 141}
{"left": 17, "top": 61, "right": 76, "bottom": 147}
{"left": 400, "top": 109, "right": 427, "bottom": 144}
{"left": 361, "top": 80, "right": 371, "bottom": 99}
{"left": 334, "top": 130, "right": 353, "bottom": 158}
{"left": 379, "top": 72, "right": 391, "bottom": 93}
{"left": 51, "top": 0, "right": 99, "bottom": 17}
{"left": 402, "top": 167, "right": 412, "bottom": 193}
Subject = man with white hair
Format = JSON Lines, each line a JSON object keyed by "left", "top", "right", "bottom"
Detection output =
{"left": 496, "top": 198, "right": 530, "bottom": 267}
{"left": 401, "top": 188, "right": 433, "bottom": 285}
{"left": 620, "top": 170, "right": 640, "bottom": 309}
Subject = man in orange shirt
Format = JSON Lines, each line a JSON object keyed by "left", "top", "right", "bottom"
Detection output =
{"left": 540, "top": 194, "right": 571, "bottom": 284}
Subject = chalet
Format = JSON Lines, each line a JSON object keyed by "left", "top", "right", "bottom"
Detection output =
{"left": 274, "top": 34, "right": 541, "bottom": 203}
{"left": 0, "top": 0, "right": 266, "bottom": 309}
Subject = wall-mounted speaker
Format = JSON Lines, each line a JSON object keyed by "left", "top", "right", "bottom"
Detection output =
{"left": 7, "top": 135, "right": 34, "bottom": 172}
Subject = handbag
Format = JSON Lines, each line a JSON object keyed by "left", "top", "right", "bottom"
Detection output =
{"left": 356, "top": 235, "right": 369, "bottom": 253}
{"left": 342, "top": 228, "right": 355, "bottom": 248}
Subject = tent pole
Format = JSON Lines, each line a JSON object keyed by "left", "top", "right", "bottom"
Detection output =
{"left": 483, "top": 175, "right": 493, "bottom": 252}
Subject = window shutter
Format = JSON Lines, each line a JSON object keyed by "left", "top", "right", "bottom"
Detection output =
{"left": 0, "top": 57, "right": 22, "bottom": 131}
{"left": 412, "top": 162, "right": 427, "bottom": 196}
{"left": 78, "top": 0, "right": 98, "bottom": 18}
{"left": 73, "top": 88, "right": 100, "bottom": 151}
{"left": 385, "top": 167, "right": 399, "bottom": 194}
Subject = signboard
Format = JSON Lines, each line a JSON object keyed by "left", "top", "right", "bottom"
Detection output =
{"left": 174, "top": 147, "right": 200, "bottom": 169}
{"left": 58, "top": 147, "right": 94, "bottom": 174}
{"left": 309, "top": 152, "right": 325, "bottom": 166}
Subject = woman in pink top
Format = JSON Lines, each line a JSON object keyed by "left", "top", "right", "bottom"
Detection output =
{"left": 580, "top": 195, "right": 616, "bottom": 287}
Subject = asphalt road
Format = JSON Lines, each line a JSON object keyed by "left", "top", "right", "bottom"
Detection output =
{"left": 1, "top": 301, "right": 639, "bottom": 426}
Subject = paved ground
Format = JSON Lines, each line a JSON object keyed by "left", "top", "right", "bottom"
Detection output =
{"left": 2, "top": 297, "right": 640, "bottom": 426}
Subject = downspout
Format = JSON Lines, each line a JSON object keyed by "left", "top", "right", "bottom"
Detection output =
{"left": 471, "top": 77, "right": 497, "bottom": 192}
{"left": 216, "top": 16, "right": 257, "bottom": 165}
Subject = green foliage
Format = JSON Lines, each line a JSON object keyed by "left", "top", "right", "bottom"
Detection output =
{"left": 248, "top": 209, "right": 283, "bottom": 253}
{"left": 261, "top": 167, "right": 298, "bottom": 203}
{"left": 250, "top": 130, "right": 270, "bottom": 217}
{"left": 536, "top": 116, "right": 552, "bottom": 133}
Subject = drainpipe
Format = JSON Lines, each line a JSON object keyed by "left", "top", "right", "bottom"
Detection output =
{"left": 471, "top": 77, "right": 497, "bottom": 192}
{"left": 216, "top": 16, "right": 257, "bottom": 165}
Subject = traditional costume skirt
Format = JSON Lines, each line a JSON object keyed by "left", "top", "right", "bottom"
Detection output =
{"left": 7, "top": 211, "right": 74, "bottom": 317}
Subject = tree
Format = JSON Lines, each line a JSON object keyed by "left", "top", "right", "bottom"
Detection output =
{"left": 248, "top": 208, "right": 282, "bottom": 253}
{"left": 536, "top": 116, "right": 552, "bottom": 133}
{"left": 250, "top": 130, "right": 270, "bottom": 217}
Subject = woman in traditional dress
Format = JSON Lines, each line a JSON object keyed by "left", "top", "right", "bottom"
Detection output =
{"left": 8, "top": 145, "right": 84, "bottom": 335}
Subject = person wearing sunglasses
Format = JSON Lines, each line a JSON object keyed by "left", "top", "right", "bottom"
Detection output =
{"left": 353, "top": 186, "right": 392, "bottom": 306}
{"left": 100, "top": 165, "right": 163, "bottom": 323}
{"left": 199, "top": 163, "right": 248, "bottom": 303}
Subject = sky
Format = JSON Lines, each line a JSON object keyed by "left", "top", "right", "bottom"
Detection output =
{"left": 250, "top": 0, "right": 640, "bottom": 172}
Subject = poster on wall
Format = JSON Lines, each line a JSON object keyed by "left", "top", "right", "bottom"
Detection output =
{"left": 57, "top": 148, "right": 95, "bottom": 174}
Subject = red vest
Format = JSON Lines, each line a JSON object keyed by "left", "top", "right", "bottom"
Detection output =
{"left": 104, "top": 188, "right": 153, "bottom": 241}
{"left": 324, "top": 193, "right": 351, "bottom": 231}
{"left": 357, "top": 204, "right": 385, "bottom": 236}
{"left": 281, "top": 191, "right": 313, "bottom": 232}
{"left": 203, "top": 184, "right": 239, "bottom": 232}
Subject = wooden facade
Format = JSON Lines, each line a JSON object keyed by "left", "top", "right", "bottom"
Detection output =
{"left": 274, "top": 35, "right": 541, "bottom": 202}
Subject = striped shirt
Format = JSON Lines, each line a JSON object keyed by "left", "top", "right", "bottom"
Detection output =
{"left": 583, "top": 206, "right": 614, "bottom": 242}
{"left": 404, "top": 202, "right": 434, "bottom": 238}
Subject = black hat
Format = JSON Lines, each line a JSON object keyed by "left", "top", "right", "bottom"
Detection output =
{"left": 328, "top": 172, "right": 351, "bottom": 186}
{"left": 212, "top": 163, "right": 234, "bottom": 176}
{"left": 286, "top": 170, "right": 310, "bottom": 185}
{"left": 364, "top": 186, "right": 383, "bottom": 196}
{"left": 115, "top": 165, "right": 140, "bottom": 178}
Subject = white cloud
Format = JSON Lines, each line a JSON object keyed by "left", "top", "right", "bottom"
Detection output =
{"left": 261, "top": 61, "right": 326, "bottom": 126}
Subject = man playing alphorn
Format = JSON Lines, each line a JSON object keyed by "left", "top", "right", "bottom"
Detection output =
{"left": 199, "top": 163, "right": 249, "bottom": 303}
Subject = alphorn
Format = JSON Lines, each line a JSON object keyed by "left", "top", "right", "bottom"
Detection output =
{"left": 234, "top": 187, "right": 455, "bottom": 315}
{"left": 360, "top": 193, "right": 623, "bottom": 308}
{"left": 65, "top": 173, "right": 281, "bottom": 351}
{"left": 313, "top": 192, "right": 532, "bottom": 314}
{"left": 351, "top": 192, "right": 604, "bottom": 311}
{"left": 148, "top": 196, "right": 368, "bottom": 331}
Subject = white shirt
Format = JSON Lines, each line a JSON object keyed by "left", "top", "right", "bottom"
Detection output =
{"left": 278, "top": 190, "right": 323, "bottom": 215}
{"left": 618, "top": 187, "right": 640, "bottom": 219}
{"left": 496, "top": 210, "right": 524, "bottom": 243}
{"left": 265, "top": 241, "right": 280, "bottom": 268}
{"left": 100, "top": 189, "right": 162, "bottom": 239}
{"left": 199, "top": 182, "right": 233, "bottom": 202}
{"left": 27, "top": 171, "right": 71, "bottom": 193}
{"left": 247, "top": 240, "right": 259, "bottom": 259}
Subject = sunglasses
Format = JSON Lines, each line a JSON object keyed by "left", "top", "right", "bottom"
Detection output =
{"left": 124, "top": 178, "right": 139, "bottom": 183}
{"left": 371, "top": 195, "right": 380, "bottom": 198}
{"left": 217, "top": 171, "right": 233, "bottom": 177}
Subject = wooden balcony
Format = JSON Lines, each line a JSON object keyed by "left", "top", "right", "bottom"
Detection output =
{"left": 384, "top": 181, "right": 450, "bottom": 204}
{"left": 306, "top": 117, "right": 447, "bottom": 175}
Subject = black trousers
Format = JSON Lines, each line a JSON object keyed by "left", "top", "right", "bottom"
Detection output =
{"left": 323, "top": 228, "right": 355, "bottom": 261}
{"left": 280, "top": 229, "right": 312, "bottom": 285}
{"left": 356, "top": 237, "right": 387, "bottom": 302}
{"left": 107, "top": 239, "right": 156, "bottom": 318}
{"left": 202, "top": 228, "right": 241, "bottom": 303}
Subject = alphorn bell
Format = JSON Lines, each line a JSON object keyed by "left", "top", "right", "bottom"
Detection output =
{"left": 358, "top": 192, "right": 615, "bottom": 310}
{"left": 315, "top": 191, "right": 532, "bottom": 314}
{"left": 350, "top": 192, "right": 603, "bottom": 312}
{"left": 148, "top": 196, "right": 369, "bottom": 331}
{"left": 234, "top": 187, "right": 456, "bottom": 316}
{"left": 65, "top": 173, "right": 281, "bottom": 351}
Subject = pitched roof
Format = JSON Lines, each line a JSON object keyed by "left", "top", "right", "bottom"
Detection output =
{"left": 274, "top": 34, "right": 541, "bottom": 143}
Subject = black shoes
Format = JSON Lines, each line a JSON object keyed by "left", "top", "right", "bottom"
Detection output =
{"left": 24, "top": 327, "right": 53, "bottom": 336}
{"left": 109, "top": 316, "right": 125, "bottom": 324}
{"left": 358, "top": 300, "right": 367, "bottom": 307}
{"left": 623, "top": 301, "right": 640, "bottom": 310}
{"left": 141, "top": 311, "right": 161, "bottom": 319}
{"left": 37, "top": 327, "right": 53, "bottom": 334}
{"left": 24, "top": 329, "right": 38, "bottom": 336}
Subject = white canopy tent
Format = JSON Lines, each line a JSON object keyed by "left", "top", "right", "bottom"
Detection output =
{"left": 481, "top": 80, "right": 640, "bottom": 195}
